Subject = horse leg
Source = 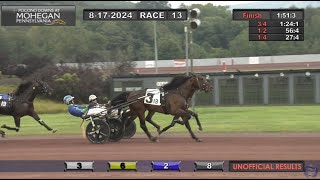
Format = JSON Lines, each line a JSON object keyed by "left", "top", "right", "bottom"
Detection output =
{"left": 177, "top": 109, "right": 202, "bottom": 142}
{"left": 1, "top": 116, "right": 21, "bottom": 132}
{"left": 186, "top": 110, "right": 202, "bottom": 131}
{"left": 145, "top": 111, "right": 161, "bottom": 134}
{"left": 0, "top": 129, "right": 5, "bottom": 138}
{"left": 30, "top": 111, "right": 57, "bottom": 133}
{"left": 137, "top": 112, "right": 158, "bottom": 142}
{"left": 159, "top": 116, "right": 179, "bottom": 135}
{"left": 159, "top": 115, "right": 180, "bottom": 135}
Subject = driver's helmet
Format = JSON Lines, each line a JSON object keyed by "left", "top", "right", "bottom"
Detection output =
{"left": 63, "top": 95, "right": 74, "bottom": 105}
{"left": 89, "top": 94, "right": 97, "bottom": 102}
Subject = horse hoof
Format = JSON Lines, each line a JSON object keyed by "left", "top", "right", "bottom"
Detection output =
{"left": 1, "top": 134, "right": 5, "bottom": 138}
{"left": 195, "top": 138, "right": 202, "bottom": 142}
{"left": 199, "top": 127, "right": 203, "bottom": 131}
{"left": 151, "top": 137, "right": 159, "bottom": 143}
{"left": 52, "top": 129, "right": 57, "bottom": 133}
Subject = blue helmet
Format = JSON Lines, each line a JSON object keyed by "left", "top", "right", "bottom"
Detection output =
{"left": 63, "top": 95, "right": 74, "bottom": 105}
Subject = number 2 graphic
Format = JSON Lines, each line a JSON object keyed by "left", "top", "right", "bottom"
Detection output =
{"left": 164, "top": 163, "right": 168, "bottom": 169}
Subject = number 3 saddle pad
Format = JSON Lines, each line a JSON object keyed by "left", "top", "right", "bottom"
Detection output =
{"left": 144, "top": 89, "right": 165, "bottom": 106}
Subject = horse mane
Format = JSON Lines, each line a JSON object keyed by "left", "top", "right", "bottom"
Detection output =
{"left": 162, "top": 75, "right": 192, "bottom": 91}
{"left": 110, "top": 91, "right": 131, "bottom": 106}
{"left": 14, "top": 81, "right": 33, "bottom": 95}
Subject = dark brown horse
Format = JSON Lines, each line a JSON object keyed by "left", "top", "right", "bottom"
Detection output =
{"left": 0, "top": 79, "right": 56, "bottom": 137}
{"left": 148, "top": 73, "right": 212, "bottom": 135}
{"left": 111, "top": 73, "right": 213, "bottom": 142}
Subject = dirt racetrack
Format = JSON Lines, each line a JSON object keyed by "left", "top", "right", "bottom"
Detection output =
{"left": 0, "top": 133, "right": 319, "bottom": 179}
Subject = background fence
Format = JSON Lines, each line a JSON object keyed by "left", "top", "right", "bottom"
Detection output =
{"left": 112, "top": 70, "right": 320, "bottom": 105}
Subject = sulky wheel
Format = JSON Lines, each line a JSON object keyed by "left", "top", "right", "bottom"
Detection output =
{"left": 86, "top": 120, "right": 110, "bottom": 144}
{"left": 108, "top": 118, "right": 124, "bottom": 142}
{"left": 123, "top": 119, "right": 136, "bottom": 139}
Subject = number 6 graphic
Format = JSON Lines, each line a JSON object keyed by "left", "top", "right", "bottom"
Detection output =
{"left": 120, "top": 162, "right": 126, "bottom": 169}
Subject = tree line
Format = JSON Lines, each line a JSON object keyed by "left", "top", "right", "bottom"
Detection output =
{"left": 0, "top": 1, "right": 319, "bottom": 103}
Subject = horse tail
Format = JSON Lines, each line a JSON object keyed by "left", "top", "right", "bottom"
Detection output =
{"left": 110, "top": 91, "right": 131, "bottom": 106}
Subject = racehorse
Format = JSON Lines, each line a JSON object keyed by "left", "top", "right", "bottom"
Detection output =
{"left": 111, "top": 73, "right": 213, "bottom": 142}
{"left": 0, "top": 79, "right": 57, "bottom": 137}
{"left": 147, "top": 73, "right": 212, "bottom": 135}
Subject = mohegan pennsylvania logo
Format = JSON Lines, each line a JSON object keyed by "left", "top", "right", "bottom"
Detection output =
{"left": 1, "top": 6, "right": 75, "bottom": 26}
{"left": 15, "top": 8, "right": 65, "bottom": 25}
{"left": 45, "top": 19, "right": 66, "bottom": 26}
{"left": 304, "top": 164, "right": 318, "bottom": 177}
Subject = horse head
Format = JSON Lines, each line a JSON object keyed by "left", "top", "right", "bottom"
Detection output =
{"left": 190, "top": 73, "right": 213, "bottom": 92}
{"left": 32, "top": 79, "right": 54, "bottom": 96}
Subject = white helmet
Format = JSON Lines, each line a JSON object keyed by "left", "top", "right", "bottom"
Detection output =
{"left": 89, "top": 95, "right": 97, "bottom": 102}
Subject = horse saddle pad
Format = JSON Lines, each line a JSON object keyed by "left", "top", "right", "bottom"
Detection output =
{"left": 144, "top": 89, "right": 165, "bottom": 106}
{"left": 0, "top": 94, "right": 11, "bottom": 108}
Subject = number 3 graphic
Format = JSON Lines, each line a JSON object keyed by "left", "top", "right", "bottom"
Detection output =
{"left": 146, "top": 93, "right": 154, "bottom": 103}
{"left": 77, "top": 163, "right": 82, "bottom": 169}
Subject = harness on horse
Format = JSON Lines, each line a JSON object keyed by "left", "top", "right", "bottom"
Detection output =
{"left": 159, "top": 88, "right": 170, "bottom": 114}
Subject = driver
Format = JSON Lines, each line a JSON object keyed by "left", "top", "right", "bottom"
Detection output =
{"left": 88, "top": 94, "right": 121, "bottom": 117}
{"left": 88, "top": 94, "right": 99, "bottom": 109}
{"left": 63, "top": 95, "right": 88, "bottom": 118}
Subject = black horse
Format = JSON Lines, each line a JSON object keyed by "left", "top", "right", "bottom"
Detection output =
{"left": 0, "top": 79, "right": 57, "bottom": 137}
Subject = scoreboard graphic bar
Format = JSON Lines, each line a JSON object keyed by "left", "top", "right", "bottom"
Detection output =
{"left": 233, "top": 9, "right": 304, "bottom": 20}
{"left": 0, "top": 160, "right": 316, "bottom": 174}
{"left": 233, "top": 9, "right": 304, "bottom": 41}
{"left": 249, "top": 27, "right": 304, "bottom": 34}
{"left": 64, "top": 161, "right": 94, "bottom": 172}
{"left": 249, "top": 34, "right": 304, "bottom": 41}
{"left": 108, "top": 161, "right": 137, "bottom": 171}
{"left": 229, "top": 161, "right": 305, "bottom": 172}
{"left": 151, "top": 161, "right": 181, "bottom": 171}
{"left": 194, "top": 161, "right": 224, "bottom": 171}
{"left": 83, "top": 9, "right": 188, "bottom": 21}
{"left": 249, "top": 20, "right": 304, "bottom": 27}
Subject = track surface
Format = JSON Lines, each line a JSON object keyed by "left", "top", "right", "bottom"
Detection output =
{"left": 0, "top": 133, "right": 319, "bottom": 179}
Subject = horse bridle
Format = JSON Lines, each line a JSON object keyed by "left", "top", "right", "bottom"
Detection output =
{"left": 195, "top": 75, "right": 211, "bottom": 91}
{"left": 195, "top": 76, "right": 201, "bottom": 90}
{"left": 33, "top": 81, "right": 49, "bottom": 94}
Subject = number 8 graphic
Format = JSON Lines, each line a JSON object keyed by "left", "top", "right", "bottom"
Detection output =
{"left": 207, "top": 163, "right": 212, "bottom": 169}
